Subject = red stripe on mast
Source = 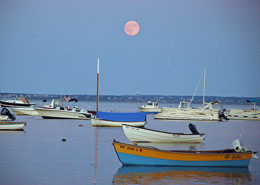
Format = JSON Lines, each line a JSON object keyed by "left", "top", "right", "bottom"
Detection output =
{"left": 96, "top": 57, "right": 100, "bottom": 112}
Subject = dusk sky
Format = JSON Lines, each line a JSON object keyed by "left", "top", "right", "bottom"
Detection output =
{"left": 1, "top": 0, "right": 260, "bottom": 97}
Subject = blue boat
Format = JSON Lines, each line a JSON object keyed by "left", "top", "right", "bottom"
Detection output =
{"left": 113, "top": 140, "right": 257, "bottom": 167}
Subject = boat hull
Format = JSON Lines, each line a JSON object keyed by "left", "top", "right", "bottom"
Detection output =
{"left": 139, "top": 107, "right": 161, "bottom": 113}
{"left": 0, "top": 100, "right": 35, "bottom": 108}
{"left": 227, "top": 109, "right": 260, "bottom": 120}
{"left": 91, "top": 119, "right": 145, "bottom": 127}
{"left": 0, "top": 122, "right": 26, "bottom": 131}
{"left": 12, "top": 107, "right": 39, "bottom": 116}
{"left": 36, "top": 109, "right": 91, "bottom": 120}
{"left": 154, "top": 108, "right": 220, "bottom": 121}
{"left": 113, "top": 141, "right": 253, "bottom": 167}
{"left": 122, "top": 124, "right": 205, "bottom": 143}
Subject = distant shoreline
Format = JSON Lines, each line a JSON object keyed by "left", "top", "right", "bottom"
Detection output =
{"left": 0, "top": 93, "right": 259, "bottom": 105}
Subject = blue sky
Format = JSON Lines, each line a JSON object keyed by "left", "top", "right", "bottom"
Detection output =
{"left": 1, "top": 0, "right": 260, "bottom": 97}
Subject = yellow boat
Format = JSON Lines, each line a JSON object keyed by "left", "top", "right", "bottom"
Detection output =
{"left": 113, "top": 139, "right": 257, "bottom": 167}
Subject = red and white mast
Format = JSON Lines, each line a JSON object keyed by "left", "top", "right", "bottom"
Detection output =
{"left": 96, "top": 57, "right": 100, "bottom": 112}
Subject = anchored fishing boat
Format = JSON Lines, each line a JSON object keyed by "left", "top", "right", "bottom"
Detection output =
{"left": 139, "top": 101, "right": 161, "bottom": 112}
{"left": 113, "top": 139, "right": 257, "bottom": 167}
{"left": 35, "top": 99, "right": 91, "bottom": 119}
{"left": 122, "top": 124, "right": 205, "bottom": 143}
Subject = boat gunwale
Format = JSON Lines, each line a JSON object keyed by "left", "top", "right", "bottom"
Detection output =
{"left": 122, "top": 124, "right": 205, "bottom": 136}
{"left": 0, "top": 122, "right": 26, "bottom": 125}
{"left": 113, "top": 140, "right": 253, "bottom": 155}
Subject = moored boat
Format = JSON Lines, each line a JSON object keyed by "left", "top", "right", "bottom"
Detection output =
{"left": 226, "top": 99, "right": 260, "bottom": 120}
{"left": 91, "top": 112, "right": 152, "bottom": 127}
{"left": 122, "top": 124, "right": 205, "bottom": 143}
{"left": 0, "top": 97, "right": 35, "bottom": 108}
{"left": 35, "top": 99, "right": 92, "bottom": 119}
{"left": 0, "top": 122, "right": 26, "bottom": 131}
{"left": 139, "top": 101, "right": 161, "bottom": 112}
{"left": 12, "top": 106, "right": 40, "bottom": 116}
{"left": 154, "top": 100, "right": 221, "bottom": 121}
{"left": 113, "top": 139, "right": 258, "bottom": 167}
{"left": 154, "top": 69, "right": 222, "bottom": 121}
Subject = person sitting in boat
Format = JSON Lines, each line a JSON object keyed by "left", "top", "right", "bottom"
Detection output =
{"left": 219, "top": 106, "right": 229, "bottom": 120}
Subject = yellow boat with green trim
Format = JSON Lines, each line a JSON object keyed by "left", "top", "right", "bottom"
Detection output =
{"left": 113, "top": 140, "right": 257, "bottom": 167}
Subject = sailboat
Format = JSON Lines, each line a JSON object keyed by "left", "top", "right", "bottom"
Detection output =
{"left": 154, "top": 69, "right": 221, "bottom": 121}
{"left": 91, "top": 57, "right": 154, "bottom": 127}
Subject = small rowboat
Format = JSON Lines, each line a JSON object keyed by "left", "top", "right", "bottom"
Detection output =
{"left": 0, "top": 122, "right": 26, "bottom": 131}
{"left": 122, "top": 124, "right": 205, "bottom": 143}
{"left": 113, "top": 140, "right": 258, "bottom": 167}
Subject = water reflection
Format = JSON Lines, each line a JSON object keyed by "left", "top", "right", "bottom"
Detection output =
{"left": 113, "top": 166, "right": 251, "bottom": 185}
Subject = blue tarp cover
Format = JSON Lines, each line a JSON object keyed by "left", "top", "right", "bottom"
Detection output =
{"left": 247, "top": 99, "right": 260, "bottom": 103}
{"left": 96, "top": 111, "right": 155, "bottom": 122}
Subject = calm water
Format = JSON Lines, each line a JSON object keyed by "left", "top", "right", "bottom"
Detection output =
{"left": 0, "top": 101, "right": 259, "bottom": 185}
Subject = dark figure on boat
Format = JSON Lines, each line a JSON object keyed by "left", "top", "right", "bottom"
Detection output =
{"left": 219, "top": 106, "right": 229, "bottom": 120}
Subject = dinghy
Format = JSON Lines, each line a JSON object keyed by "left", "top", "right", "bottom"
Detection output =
{"left": 0, "top": 122, "right": 26, "bottom": 131}
{"left": 113, "top": 139, "right": 258, "bottom": 167}
{"left": 122, "top": 123, "right": 205, "bottom": 143}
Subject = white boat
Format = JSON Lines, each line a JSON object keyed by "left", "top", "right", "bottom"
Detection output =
{"left": 139, "top": 101, "right": 161, "bottom": 112}
{"left": 226, "top": 99, "right": 260, "bottom": 120}
{"left": 122, "top": 124, "right": 205, "bottom": 143}
{"left": 35, "top": 99, "right": 92, "bottom": 119}
{"left": 12, "top": 100, "right": 55, "bottom": 116}
{"left": 0, "top": 97, "right": 35, "bottom": 108}
{"left": 91, "top": 58, "right": 149, "bottom": 127}
{"left": 0, "top": 122, "right": 26, "bottom": 131}
{"left": 12, "top": 106, "right": 40, "bottom": 116}
{"left": 0, "top": 115, "right": 9, "bottom": 121}
{"left": 154, "top": 69, "right": 221, "bottom": 121}
{"left": 91, "top": 111, "right": 149, "bottom": 127}
{"left": 154, "top": 100, "right": 220, "bottom": 121}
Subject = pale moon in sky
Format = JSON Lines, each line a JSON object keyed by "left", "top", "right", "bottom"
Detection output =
{"left": 124, "top": 21, "right": 140, "bottom": 36}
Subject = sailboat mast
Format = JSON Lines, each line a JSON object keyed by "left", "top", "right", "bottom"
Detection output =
{"left": 203, "top": 68, "right": 206, "bottom": 106}
{"left": 96, "top": 57, "right": 100, "bottom": 112}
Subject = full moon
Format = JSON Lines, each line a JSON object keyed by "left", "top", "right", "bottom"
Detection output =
{"left": 124, "top": 21, "right": 140, "bottom": 36}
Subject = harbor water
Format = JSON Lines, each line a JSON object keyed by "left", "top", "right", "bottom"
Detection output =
{"left": 0, "top": 101, "right": 259, "bottom": 185}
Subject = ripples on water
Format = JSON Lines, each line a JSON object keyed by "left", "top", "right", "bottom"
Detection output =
{"left": 0, "top": 102, "right": 259, "bottom": 185}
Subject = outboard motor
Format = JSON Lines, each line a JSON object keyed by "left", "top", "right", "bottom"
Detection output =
{"left": 189, "top": 123, "right": 200, "bottom": 135}
{"left": 1, "top": 108, "right": 16, "bottom": 120}
{"left": 219, "top": 108, "right": 229, "bottom": 120}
